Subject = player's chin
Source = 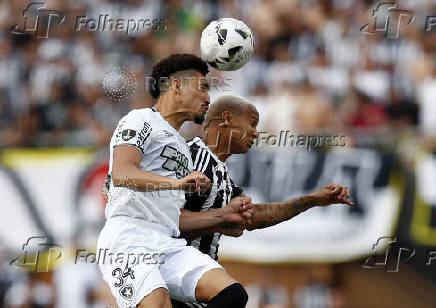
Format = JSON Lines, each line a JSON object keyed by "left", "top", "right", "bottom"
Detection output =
{"left": 243, "top": 145, "right": 252, "bottom": 153}
{"left": 235, "top": 144, "right": 251, "bottom": 154}
{"left": 244, "top": 140, "right": 255, "bottom": 152}
{"left": 193, "top": 113, "right": 205, "bottom": 124}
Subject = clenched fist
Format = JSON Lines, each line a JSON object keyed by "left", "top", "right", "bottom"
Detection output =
{"left": 309, "top": 183, "right": 354, "bottom": 206}
{"left": 220, "top": 196, "right": 253, "bottom": 225}
{"left": 216, "top": 196, "right": 253, "bottom": 237}
{"left": 177, "top": 171, "right": 211, "bottom": 194}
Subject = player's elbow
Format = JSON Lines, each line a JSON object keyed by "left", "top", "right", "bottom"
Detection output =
{"left": 111, "top": 161, "right": 137, "bottom": 187}
{"left": 111, "top": 174, "right": 123, "bottom": 187}
{"left": 111, "top": 170, "right": 132, "bottom": 188}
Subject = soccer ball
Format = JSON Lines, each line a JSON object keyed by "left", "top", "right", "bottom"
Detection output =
{"left": 200, "top": 18, "right": 254, "bottom": 71}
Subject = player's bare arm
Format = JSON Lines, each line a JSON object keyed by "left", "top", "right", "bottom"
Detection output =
{"left": 244, "top": 183, "right": 353, "bottom": 231}
{"left": 179, "top": 196, "right": 253, "bottom": 240}
{"left": 112, "top": 145, "right": 210, "bottom": 193}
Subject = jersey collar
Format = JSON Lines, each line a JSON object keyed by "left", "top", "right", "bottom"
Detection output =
{"left": 194, "top": 137, "right": 224, "bottom": 166}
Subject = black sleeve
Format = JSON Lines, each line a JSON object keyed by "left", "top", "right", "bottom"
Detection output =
{"left": 184, "top": 191, "right": 209, "bottom": 212}
{"left": 230, "top": 178, "right": 243, "bottom": 198}
{"left": 184, "top": 161, "right": 213, "bottom": 211}
{"left": 185, "top": 143, "right": 215, "bottom": 211}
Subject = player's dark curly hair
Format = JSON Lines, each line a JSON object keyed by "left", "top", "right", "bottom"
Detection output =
{"left": 148, "top": 53, "right": 209, "bottom": 99}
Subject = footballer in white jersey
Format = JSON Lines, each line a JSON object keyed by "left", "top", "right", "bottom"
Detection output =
{"left": 97, "top": 54, "right": 253, "bottom": 308}
{"left": 106, "top": 106, "right": 192, "bottom": 237}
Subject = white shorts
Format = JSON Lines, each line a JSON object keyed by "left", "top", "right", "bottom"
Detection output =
{"left": 96, "top": 216, "right": 222, "bottom": 308}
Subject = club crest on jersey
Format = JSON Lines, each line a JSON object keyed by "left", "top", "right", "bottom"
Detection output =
{"left": 119, "top": 284, "right": 135, "bottom": 301}
{"left": 160, "top": 145, "right": 190, "bottom": 178}
{"left": 122, "top": 129, "right": 136, "bottom": 141}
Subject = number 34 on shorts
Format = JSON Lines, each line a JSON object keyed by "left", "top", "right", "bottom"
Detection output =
{"left": 112, "top": 266, "right": 136, "bottom": 301}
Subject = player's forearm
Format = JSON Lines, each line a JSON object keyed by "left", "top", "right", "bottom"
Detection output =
{"left": 179, "top": 209, "right": 226, "bottom": 232}
{"left": 179, "top": 208, "right": 235, "bottom": 241}
{"left": 179, "top": 209, "right": 217, "bottom": 240}
{"left": 179, "top": 228, "right": 217, "bottom": 242}
{"left": 245, "top": 195, "right": 316, "bottom": 230}
{"left": 112, "top": 164, "right": 178, "bottom": 191}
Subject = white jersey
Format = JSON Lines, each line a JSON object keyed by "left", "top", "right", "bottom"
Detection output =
{"left": 106, "top": 107, "right": 193, "bottom": 237}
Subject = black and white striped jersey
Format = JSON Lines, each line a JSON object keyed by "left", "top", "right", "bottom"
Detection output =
{"left": 184, "top": 136, "right": 243, "bottom": 260}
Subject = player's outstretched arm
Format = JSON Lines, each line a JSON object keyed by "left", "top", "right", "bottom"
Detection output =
{"left": 244, "top": 183, "right": 353, "bottom": 231}
{"left": 112, "top": 145, "right": 210, "bottom": 192}
{"left": 179, "top": 197, "right": 253, "bottom": 240}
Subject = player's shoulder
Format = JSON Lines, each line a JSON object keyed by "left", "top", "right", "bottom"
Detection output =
{"left": 187, "top": 136, "right": 221, "bottom": 173}
{"left": 123, "top": 107, "right": 158, "bottom": 119}
{"left": 187, "top": 136, "right": 215, "bottom": 157}
{"left": 187, "top": 136, "right": 206, "bottom": 149}
{"left": 118, "top": 107, "right": 161, "bottom": 130}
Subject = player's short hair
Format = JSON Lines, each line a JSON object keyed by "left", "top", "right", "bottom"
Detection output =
{"left": 205, "top": 94, "right": 258, "bottom": 126}
{"left": 148, "top": 53, "right": 209, "bottom": 99}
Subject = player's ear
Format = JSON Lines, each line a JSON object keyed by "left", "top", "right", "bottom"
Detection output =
{"left": 170, "top": 77, "right": 182, "bottom": 95}
{"left": 219, "top": 111, "right": 232, "bottom": 127}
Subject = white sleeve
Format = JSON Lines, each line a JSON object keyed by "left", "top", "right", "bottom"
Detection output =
{"left": 113, "top": 110, "right": 153, "bottom": 154}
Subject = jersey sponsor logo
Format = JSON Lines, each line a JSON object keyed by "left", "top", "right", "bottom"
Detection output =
{"left": 160, "top": 146, "right": 190, "bottom": 179}
{"left": 163, "top": 130, "right": 173, "bottom": 137}
{"left": 136, "top": 122, "right": 152, "bottom": 147}
{"left": 121, "top": 129, "right": 136, "bottom": 141}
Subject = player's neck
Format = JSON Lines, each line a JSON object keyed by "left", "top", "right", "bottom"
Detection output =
{"left": 154, "top": 101, "right": 187, "bottom": 131}
{"left": 202, "top": 131, "right": 232, "bottom": 162}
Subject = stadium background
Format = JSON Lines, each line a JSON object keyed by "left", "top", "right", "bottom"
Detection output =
{"left": 1, "top": 0, "right": 436, "bottom": 307}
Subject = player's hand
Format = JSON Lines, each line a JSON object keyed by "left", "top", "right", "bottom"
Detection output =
{"left": 178, "top": 171, "right": 210, "bottom": 193}
{"left": 219, "top": 196, "right": 253, "bottom": 226}
{"left": 216, "top": 224, "right": 245, "bottom": 238}
{"left": 309, "top": 183, "right": 354, "bottom": 206}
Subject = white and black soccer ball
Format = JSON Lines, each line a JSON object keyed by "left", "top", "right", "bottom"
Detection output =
{"left": 200, "top": 18, "right": 254, "bottom": 71}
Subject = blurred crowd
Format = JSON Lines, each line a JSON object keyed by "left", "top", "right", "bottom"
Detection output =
{"left": 0, "top": 0, "right": 435, "bottom": 151}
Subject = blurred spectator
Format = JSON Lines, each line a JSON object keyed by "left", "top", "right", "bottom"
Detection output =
{"left": 0, "top": 0, "right": 433, "bottom": 150}
{"left": 246, "top": 270, "right": 290, "bottom": 308}
{"left": 0, "top": 1, "right": 435, "bottom": 308}
{"left": 293, "top": 265, "right": 345, "bottom": 308}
